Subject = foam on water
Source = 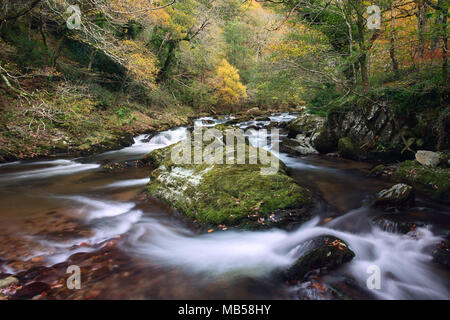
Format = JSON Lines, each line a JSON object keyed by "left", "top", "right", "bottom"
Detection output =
{"left": 98, "top": 178, "right": 150, "bottom": 189}
{"left": 95, "top": 127, "right": 189, "bottom": 162}
{"left": 0, "top": 160, "right": 100, "bottom": 184}
{"left": 127, "top": 212, "right": 449, "bottom": 299}
{"left": 58, "top": 195, "right": 136, "bottom": 220}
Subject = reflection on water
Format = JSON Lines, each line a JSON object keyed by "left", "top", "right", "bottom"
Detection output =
{"left": 0, "top": 115, "right": 448, "bottom": 300}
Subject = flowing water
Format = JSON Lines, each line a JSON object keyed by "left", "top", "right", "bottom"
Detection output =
{"left": 0, "top": 115, "right": 449, "bottom": 300}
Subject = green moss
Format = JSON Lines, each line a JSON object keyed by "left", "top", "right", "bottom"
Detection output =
{"left": 338, "top": 137, "right": 358, "bottom": 159}
{"left": 368, "top": 164, "right": 386, "bottom": 177}
{"left": 393, "top": 160, "right": 450, "bottom": 203}
{"left": 313, "top": 129, "right": 337, "bottom": 154}
{"left": 0, "top": 84, "right": 195, "bottom": 161}
{"left": 145, "top": 140, "right": 313, "bottom": 227}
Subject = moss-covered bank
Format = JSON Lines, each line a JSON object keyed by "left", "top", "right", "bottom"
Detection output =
{"left": 0, "top": 85, "right": 196, "bottom": 162}
{"left": 392, "top": 160, "right": 450, "bottom": 203}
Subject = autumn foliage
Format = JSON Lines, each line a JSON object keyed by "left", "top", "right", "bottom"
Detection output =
{"left": 212, "top": 59, "right": 247, "bottom": 106}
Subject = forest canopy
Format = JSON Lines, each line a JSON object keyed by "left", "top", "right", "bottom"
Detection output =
{"left": 0, "top": 0, "right": 448, "bottom": 115}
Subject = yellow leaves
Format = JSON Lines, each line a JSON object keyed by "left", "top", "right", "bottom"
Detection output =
{"left": 212, "top": 59, "right": 247, "bottom": 105}
{"left": 116, "top": 39, "right": 159, "bottom": 88}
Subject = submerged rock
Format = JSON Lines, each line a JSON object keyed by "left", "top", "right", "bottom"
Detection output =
{"left": 415, "top": 150, "right": 444, "bottom": 168}
{"left": 284, "top": 235, "right": 355, "bottom": 281}
{"left": 371, "top": 214, "right": 426, "bottom": 234}
{"left": 12, "top": 282, "right": 50, "bottom": 299}
{"left": 144, "top": 131, "right": 314, "bottom": 228}
{"left": 372, "top": 184, "right": 414, "bottom": 207}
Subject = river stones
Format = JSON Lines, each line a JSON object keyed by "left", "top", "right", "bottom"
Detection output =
{"left": 246, "top": 107, "right": 264, "bottom": 116}
{"left": 372, "top": 184, "right": 414, "bottom": 208}
{"left": 144, "top": 134, "right": 314, "bottom": 228}
{"left": 12, "top": 281, "right": 50, "bottom": 299}
{"left": 0, "top": 276, "right": 18, "bottom": 289}
{"left": 284, "top": 235, "right": 355, "bottom": 281}
{"left": 371, "top": 214, "right": 426, "bottom": 234}
{"left": 432, "top": 240, "right": 450, "bottom": 268}
{"left": 415, "top": 150, "right": 444, "bottom": 168}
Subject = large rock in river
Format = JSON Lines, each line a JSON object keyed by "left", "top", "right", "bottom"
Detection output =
{"left": 144, "top": 132, "right": 314, "bottom": 229}
{"left": 372, "top": 183, "right": 414, "bottom": 207}
{"left": 284, "top": 235, "right": 355, "bottom": 281}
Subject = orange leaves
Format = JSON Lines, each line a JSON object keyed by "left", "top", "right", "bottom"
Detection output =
{"left": 325, "top": 239, "right": 347, "bottom": 251}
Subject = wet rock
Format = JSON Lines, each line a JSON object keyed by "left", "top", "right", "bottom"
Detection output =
{"left": 0, "top": 276, "right": 18, "bottom": 288}
{"left": 372, "top": 184, "right": 414, "bottom": 207}
{"left": 145, "top": 133, "right": 314, "bottom": 228}
{"left": 338, "top": 137, "right": 358, "bottom": 160}
{"left": 254, "top": 116, "right": 271, "bottom": 122}
{"left": 246, "top": 107, "right": 263, "bottom": 116}
{"left": 371, "top": 214, "right": 426, "bottom": 233}
{"left": 280, "top": 137, "right": 318, "bottom": 156}
{"left": 415, "top": 150, "right": 443, "bottom": 168}
{"left": 16, "top": 266, "right": 60, "bottom": 283}
{"left": 313, "top": 129, "right": 337, "bottom": 154}
{"left": 432, "top": 241, "right": 450, "bottom": 268}
{"left": 12, "top": 282, "right": 50, "bottom": 299}
{"left": 368, "top": 164, "right": 386, "bottom": 177}
{"left": 287, "top": 112, "right": 325, "bottom": 139}
{"left": 284, "top": 235, "right": 355, "bottom": 281}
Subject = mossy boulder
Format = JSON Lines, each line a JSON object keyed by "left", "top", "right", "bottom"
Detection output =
{"left": 144, "top": 135, "right": 314, "bottom": 228}
{"left": 287, "top": 113, "right": 325, "bottom": 139}
{"left": 284, "top": 235, "right": 355, "bottom": 281}
{"left": 338, "top": 137, "right": 358, "bottom": 160}
{"left": 393, "top": 160, "right": 450, "bottom": 203}
{"left": 313, "top": 129, "right": 337, "bottom": 154}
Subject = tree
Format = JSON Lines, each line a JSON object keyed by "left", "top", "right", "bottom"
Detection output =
{"left": 213, "top": 59, "right": 247, "bottom": 106}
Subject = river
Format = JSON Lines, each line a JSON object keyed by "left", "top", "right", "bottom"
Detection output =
{"left": 0, "top": 114, "right": 449, "bottom": 300}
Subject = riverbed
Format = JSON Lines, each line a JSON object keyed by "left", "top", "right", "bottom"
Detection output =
{"left": 0, "top": 114, "right": 449, "bottom": 300}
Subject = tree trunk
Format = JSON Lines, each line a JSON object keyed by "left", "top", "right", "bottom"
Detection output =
{"left": 390, "top": 4, "right": 399, "bottom": 77}
{"left": 51, "top": 35, "right": 65, "bottom": 67}
{"left": 417, "top": 0, "right": 428, "bottom": 61}
{"left": 442, "top": 6, "right": 448, "bottom": 83}
{"left": 157, "top": 40, "right": 177, "bottom": 82}
{"left": 355, "top": 0, "right": 369, "bottom": 92}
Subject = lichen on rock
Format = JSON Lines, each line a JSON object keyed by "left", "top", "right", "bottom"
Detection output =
{"left": 144, "top": 132, "right": 314, "bottom": 228}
